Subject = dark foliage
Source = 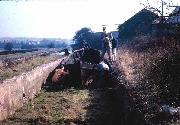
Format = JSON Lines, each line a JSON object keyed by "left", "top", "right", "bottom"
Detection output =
{"left": 4, "top": 42, "right": 13, "bottom": 51}
{"left": 21, "top": 43, "right": 35, "bottom": 49}
{"left": 73, "top": 27, "right": 102, "bottom": 50}
{"left": 47, "top": 42, "right": 55, "bottom": 48}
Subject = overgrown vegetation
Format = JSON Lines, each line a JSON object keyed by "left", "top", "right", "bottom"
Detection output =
{"left": 117, "top": 36, "right": 180, "bottom": 124}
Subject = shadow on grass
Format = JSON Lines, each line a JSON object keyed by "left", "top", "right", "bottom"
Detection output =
{"left": 42, "top": 72, "right": 145, "bottom": 125}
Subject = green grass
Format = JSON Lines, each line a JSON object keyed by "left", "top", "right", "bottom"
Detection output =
{"left": 1, "top": 88, "right": 89, "bottom": 124}
{"left": 1, "top": 87, "right": 118, "bottom": 125}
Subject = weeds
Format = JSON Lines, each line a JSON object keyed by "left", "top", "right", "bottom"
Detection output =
{"left": 117, "top": 36, "right": 180, "bottom": 124}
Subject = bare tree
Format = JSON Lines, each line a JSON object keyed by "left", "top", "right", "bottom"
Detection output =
{"left": 139, "top": 0, "right": 175, "bottom": 17}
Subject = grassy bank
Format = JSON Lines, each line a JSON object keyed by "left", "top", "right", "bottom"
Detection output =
{"left": 117, "top": 36, "right": 180, "bottom": 124}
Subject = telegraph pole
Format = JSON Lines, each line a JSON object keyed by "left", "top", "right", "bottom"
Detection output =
{"left": 161, "top": 0, "right": 164, "bottom": 17}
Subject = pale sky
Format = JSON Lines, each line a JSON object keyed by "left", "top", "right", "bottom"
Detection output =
{"left": 0, "top": 0, "right": 179, "bottom": 39}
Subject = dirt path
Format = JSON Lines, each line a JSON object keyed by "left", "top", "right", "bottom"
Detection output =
{"left": 1, "top": 87, "right": 119, "bottom": 125}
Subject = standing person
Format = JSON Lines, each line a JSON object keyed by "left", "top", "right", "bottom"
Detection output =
{"left": 101, "top": 26, "right": 107, "bottom": 38}
{"left": 101, "top": 27, "right": 112, "bottom": 62}
{"left": 111, "top": 35, "right": 117, "bottom": 62}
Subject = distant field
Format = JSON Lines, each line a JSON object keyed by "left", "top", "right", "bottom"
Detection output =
{"left": 0, "top": 49, "right": 62, "bottom": 82}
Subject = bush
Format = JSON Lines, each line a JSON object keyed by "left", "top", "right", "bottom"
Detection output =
{"left": 47, "top": 43, "right": 55, "bottom": 48}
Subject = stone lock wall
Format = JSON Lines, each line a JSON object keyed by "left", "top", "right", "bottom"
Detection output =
{"left": 0, "top": 59, "right": 61, "bottom": 121}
